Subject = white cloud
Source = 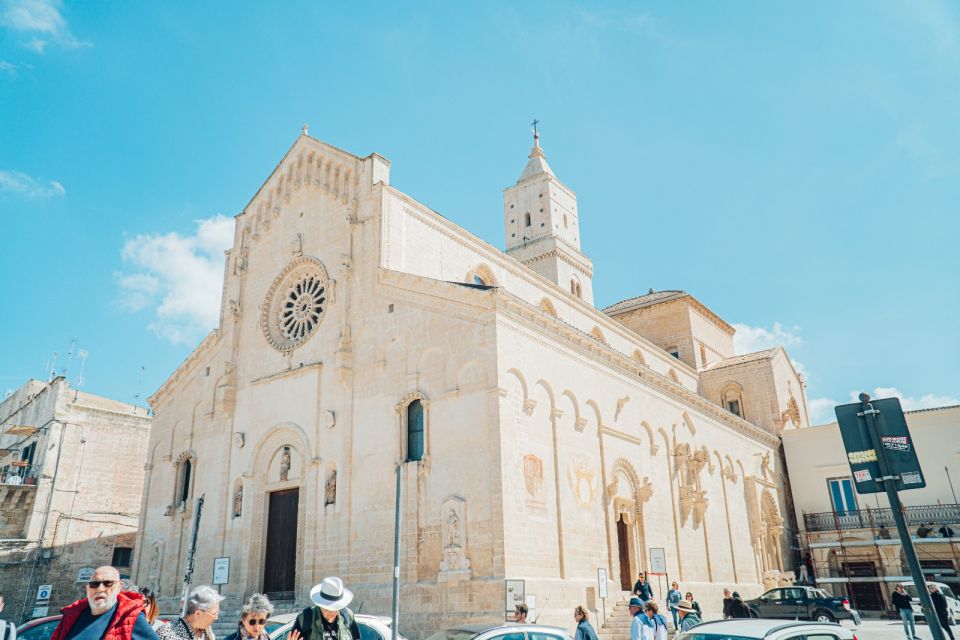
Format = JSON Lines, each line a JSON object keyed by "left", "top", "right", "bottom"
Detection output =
{"left": 849, "top": 387, "right": 960, "bottom": 412}
{"left": 807, "top": 397, "right": 839, "bottom": 425}
{"left": 0, "top": 169, "right": 65, "bottom": 198}
{"left": 117, "top": 214, "right": 235, "bottom": 345}
{"left": 0, "top": 60, "right": 16, "bottom": 76}
{"left": 0, "top": 0, "right": 91, "bottom": 52}
{"left": 732, "top": 321, "right": 802, "bottom": 354}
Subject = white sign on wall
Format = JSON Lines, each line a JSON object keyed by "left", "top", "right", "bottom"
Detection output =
{"left": 213, "top": 557, "right": 230, "bottom": 585}
{"left": 597, "top": 567, "right": 609, "bottom": 599}
{"left": 649, "top": 547, "right": 667, "bottom": 575}
{"left": 32, "top": 606, "right": 49, "bottom": 618}
{"left": 77, "top": 567, "right": 95, "bottom": 583}
{"left": 505, "top": 579, "right": 525, "bottom": 617}
{"left": 36, "top": 585, "right": 52, "bottom": 601}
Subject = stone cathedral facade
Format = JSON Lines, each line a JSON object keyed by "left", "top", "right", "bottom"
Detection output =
{"left": 134, "top": 129, "right": 810, "bottom": 633}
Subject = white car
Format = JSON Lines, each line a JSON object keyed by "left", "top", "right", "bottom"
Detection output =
{"left": 425, "top": 622, "right": 572, "bottom": 640}
{"left": 269, "top": 613, "right": 409, "bottom": 640}
{"left": 899, "top": 581, "right": 960, "bottom": 623}
{"left": 675, "top": 619, "right": 857, "bottom": 640}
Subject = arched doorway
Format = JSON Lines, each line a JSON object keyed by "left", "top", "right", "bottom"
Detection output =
{"left": 609, "top": 458, "right": 649, "bottom": 591}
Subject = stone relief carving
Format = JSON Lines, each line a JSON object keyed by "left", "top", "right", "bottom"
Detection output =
{"left": 615, "top": 395, "right": 630, "bottom": 420}
{"left": 233, "top": 432, "right": 245, "bottom": 449}
{"left": 674, "top": 442, "right": 710, "bottom": 527}
{"left": 324, "top": 409, "right": 336, "bottom": 429}
{"left": 279, "top": 446, "right": 291, "bottom": 482}
{"left": 522, "top": 399, "right": 537, "bottom": 416}
{"left": 438, "top": 496, "right": 471, "bottom": 581}
{"left": 232, "top": 483, "right": 243, "bottom": 518}
{"left": 325, "top": 469, "right": 337, "bottom": 506}
{"left": 523, "top": 454, "right": 545, "bottom": 507}
{"left": 146, "top": 541, "right": 163, "bottom": 593}
{"left": 567, "top": 457, "right": 598, "bottom": 510}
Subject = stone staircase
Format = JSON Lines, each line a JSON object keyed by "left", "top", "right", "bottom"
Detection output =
{"left": 597, "top": 593, "right": 678, "bottom": 640}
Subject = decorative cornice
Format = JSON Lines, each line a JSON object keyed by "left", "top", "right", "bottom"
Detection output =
{"left": 149, "top": 330, "right": 221, "bottom": 411}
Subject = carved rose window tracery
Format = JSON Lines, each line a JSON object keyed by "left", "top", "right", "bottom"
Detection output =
{"left": 262, "top": 257, "right": 330, "bottom": 352}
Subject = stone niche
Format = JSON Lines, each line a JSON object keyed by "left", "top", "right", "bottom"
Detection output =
{"left": 438, "top": 496, "right": 472, "bottom": 582}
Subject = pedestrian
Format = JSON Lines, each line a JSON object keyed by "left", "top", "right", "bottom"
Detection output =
{"left": 684, "top": 592, "right": 702, "bottom": 617}
{"left": 640, "top": 602, "right": 668, "bottom": 640}
{"left": 728, "top": 592, "right": 751, "bottom": 619}
{"left": 665, "top": 582, "right": 682, "bottom": 630}
{"left": 514, "top": 604, "right": 529, "bottom": 624}
{"left": 929, "top": 583, "right": 956, "bottom": 640}
{"left": 891, "top": 584, "right": 917, "bottom": 640}
{"left": 916, "top": 524, "right": 932, "bottom": 538}
{"left": 628, "top": 597, "right": 645, "bottom": 640}
{"left": 138, "top": 588, "right": 164, "bottom": 632}
{"left": 633, "top": 573, "right": 654, "bottom": 603}
{"left": 157, "top": 586, "right": 223, "bottom": 640}
{"left": 573, "top": 606, "right": 598, "bottom": 640}
{"left": 0, "top": 593, "right": 16, "bottom": 640}
{"left": 675, "top": 600, "right": 702, "bottom": 632}
{"left": 50, "top": 566, "right": 158, "bottom": 640}
{"left": 289, "top": 577, "right": 361, "bottom": 640}
{"left": 222, "top": 594, "right": 273, "bottom": 640}
{"left": 940, "top": 524, "right": 956, "bottom": 538}
{"left": 721, "top": 589, "right": 733, "bottom": 619}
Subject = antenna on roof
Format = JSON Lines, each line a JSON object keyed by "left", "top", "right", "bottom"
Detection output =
{"left": 47, "top": 351, "right": 59, "bottom": 381}
{"left": 133, "top": 365, "right": 145, "bottom": 402}
{"left": 63, "top": 338, "right": 77, "bottom": 378}
{"left": 76, "top": 350, "right": 89, "bottom": 389}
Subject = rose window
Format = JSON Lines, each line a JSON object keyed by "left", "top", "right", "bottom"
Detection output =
{"left": 262, "top": 257, "right": 330, "bottom": 352}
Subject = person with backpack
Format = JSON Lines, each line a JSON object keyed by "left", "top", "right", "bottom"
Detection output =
{"left": 289, "top": 578, "right": 360, "bottom": 640}
{"left": 0, "top": 593, "right": 16, "bottom": 640}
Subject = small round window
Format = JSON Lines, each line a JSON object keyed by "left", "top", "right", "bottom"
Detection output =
{"left": 262, "top": 257, "right": 329, "bottom": 352}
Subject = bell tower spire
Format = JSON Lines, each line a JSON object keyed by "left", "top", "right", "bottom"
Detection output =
{"left": 503, "top": 123, "right": 594, "bottom": 304}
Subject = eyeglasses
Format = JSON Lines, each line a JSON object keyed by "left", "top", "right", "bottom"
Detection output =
{"left": 245, "top": 619, "right": 267, "bottom": 626}
{"left": 87, "top": 580, "right": 117, "bottom": 589}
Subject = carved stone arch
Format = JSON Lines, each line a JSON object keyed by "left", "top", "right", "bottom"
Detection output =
{"left": 506, "top": 368, "right": 536, "bottom": 416}
{"left": 538, "top": 297, "right": 558, "bottom": 317}
{"left": 534, "top": 379, "right": 557, "bottom": 414}
{"left": 721, "top": 382, "right": 745, "bottom": 418}
{"left": 781, "top": 395, "right": 801, "bottom": 429}
{"left": 735, "top": 459, "right": 747, "bottom": 484}
{"left": 465, "top": 263, "right": 497, "bottom": 286}
{"left": 585, "top": 399, "right": 603, "bottom": 430}
{"left": 455, "top": 359, "right": 486, "bottom": 391}
{"left": 169, "top": 449, "right": 198, "bottom": 513}
{"left": 608, "top": 457, "right": 653, "bottom": 585}
{"left": 561, "top": 390, "right": 586, "bottom": 432}
{"left": 657, "top": 427, "right": 671, "bottom": 450}
{"left": 640, "top": 421, "right": 659, "bottom": 455}
{"left": 243, "top": 423, "right": 313, "bottom": 597}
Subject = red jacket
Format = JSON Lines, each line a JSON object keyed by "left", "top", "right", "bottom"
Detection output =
{"left": 51, "top": 591, "right": 146, "bottom": 640}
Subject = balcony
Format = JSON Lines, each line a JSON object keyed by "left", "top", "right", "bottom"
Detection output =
{"left": 804, "top": 504, "right": 960, "bottom": 532}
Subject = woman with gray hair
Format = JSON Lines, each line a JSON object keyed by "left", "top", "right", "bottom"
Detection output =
{"left": 223, "top": 594, "right": 274, "bottom": 640}
{"left": 157, "top": 585, "right": 224, "bottom": 640}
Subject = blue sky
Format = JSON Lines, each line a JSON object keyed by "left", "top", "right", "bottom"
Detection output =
{"left": 1, "top": 1, "right": 958, "bottom": 422}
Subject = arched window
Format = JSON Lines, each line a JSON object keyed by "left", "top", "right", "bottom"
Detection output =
{"left": 524, "top": 213, "right": 531, "bottom": 227}
{"left": 406, "top": 399, "right": 425, "bottom": 462}
{"left": 180, "top": 459, "right": 192, "bottom": 504}
{"left": 172, "top": 452, "right": 196, "bottom": 511}
{"left": 722, "top": 384, "right": 745, "bottom": 418}
{"left": 570, "top": 277, "right": 582, "bottom": 298}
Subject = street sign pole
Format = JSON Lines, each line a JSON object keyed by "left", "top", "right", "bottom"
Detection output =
{"left": 857, "top": 395, "right": 943, "bottom": 640}
{"left": 180, "top": 494, "right": 205, "bottom": 618}
{"left": 390, "top": 463, "right": 403, "bottom": 640}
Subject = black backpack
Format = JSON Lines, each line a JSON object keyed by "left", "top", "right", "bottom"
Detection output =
{"left": 296, "top": 607, "right": 360, "bottom": 640}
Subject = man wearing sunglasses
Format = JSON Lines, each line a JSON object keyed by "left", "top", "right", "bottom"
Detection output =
{"left": 49, "top": 566, "right": 159, "bottom": 640}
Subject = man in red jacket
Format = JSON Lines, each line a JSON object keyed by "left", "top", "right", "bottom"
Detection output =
{"left": 50, "top": 566, "right": 158, "bottom": 640}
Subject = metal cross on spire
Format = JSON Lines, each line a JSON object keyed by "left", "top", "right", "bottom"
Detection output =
{"left": 530, "top": 118, "right": 540, "bottom": 140}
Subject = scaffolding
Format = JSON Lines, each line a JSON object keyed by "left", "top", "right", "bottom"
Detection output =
{"left": 797, "top": 504, "right": 960, "bottom": 614}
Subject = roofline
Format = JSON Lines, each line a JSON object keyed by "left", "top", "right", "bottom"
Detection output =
{"left": 605, "top": 292, "right": 736, "bottom": 335}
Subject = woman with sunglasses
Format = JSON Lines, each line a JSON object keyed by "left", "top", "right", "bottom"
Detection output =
{"left": 157, "top": 585, "right": 224, "bottom": 640}
{"left": 224, "top": 594, "right": 274, "bottom": 640}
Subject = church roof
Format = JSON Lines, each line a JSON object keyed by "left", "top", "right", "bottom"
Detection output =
{"left": 602, "top": 290, "right": 689, "bottom": 315}
{"left": 702, "top": 348, "right": 779, "bottom": 371}
{"left": 518, "top": 134, "right": 555, "bottom": 182}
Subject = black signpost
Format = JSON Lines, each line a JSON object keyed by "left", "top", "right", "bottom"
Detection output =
{"left": 835, "top": 394, "right": 943, "bottom": 640}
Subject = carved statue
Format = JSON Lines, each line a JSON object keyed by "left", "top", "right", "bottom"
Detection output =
{"left": 325, "top": 469, "right": 337, "bottom": 505}
{"left": 447, "top": 508, "right": 461, "bottom": 547}
{"left": 279, "top": 446, "right": 291, "bottom": 482}
{"left": 233, "top": 484, "right": 243, "bottom": 518}
{"left": 760, "top": 451, "right": 772, "bottom": 481}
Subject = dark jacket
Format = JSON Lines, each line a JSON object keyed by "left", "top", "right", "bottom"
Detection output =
{"left": 574, "top": 620, "right": 598, "bottom": 640}
{"left": 892, "top": 590, "right": 913, "bottom": 611}
{"left": 931, "top": 591, "right": 953, "bottom": 627}
{"left": 633, "top": 581, "right": 654, "bottom": 601}
{"left": 729, "top": 598, "right": 751, "bottom": 619}
{"left": 291, "top": 607, "right": 360, "bottom": 640}
{"left": 722, "top": 597, "right": 733, "bottom": 618}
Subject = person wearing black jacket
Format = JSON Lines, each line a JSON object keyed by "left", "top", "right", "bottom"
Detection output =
{"left": 929, "top": 584, "right": 956, "bottom": 640}
{"left": 633, "top": 573, "right": 654, "bottom": 602}
{"left": 728, "top": 592, "right": 751, "bottom": 619}
{"left": 891, "top": 585, "right": 917, "bottom": 640}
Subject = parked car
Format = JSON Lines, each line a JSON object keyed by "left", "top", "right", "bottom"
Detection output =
{"left": 268, "top": 613, "right": 409, "bottom": 640}
{"left": 676, "top": 619, "right": 857, "bottom": 640}
{"left": 899, "top": 581, "right": 960, "bottom": 623}
{"left": 744, "top": 586, "right": 854, "bottom": 623}
{"left": 425, "top": 623, "right": 572, "bottom": 640}
{"left": 17, "top": 615, "right": 62, "bottom": 640}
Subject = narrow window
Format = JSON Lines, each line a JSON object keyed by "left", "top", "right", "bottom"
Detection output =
{"left": 699, "top": 344, "right": 707, "bottom": 366}
{"left": 180, "top": 459, "right": 192, "bottom": 505}
{"left": 407, "top": 400, "right": 425, "bottom": 462}
{"left": 524, "top": 213, "right": 531, "bottom": 227}
{"left": 828, "top": 478, "right": 857, "bottom": 515}
{"left": 726, "top": 399, "right": 742, "bottom": 417}
{"left": 563, "top": 214, "right": 568, "bottom": 229}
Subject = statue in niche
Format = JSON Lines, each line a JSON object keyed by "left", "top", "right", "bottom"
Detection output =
{"left": 279, "top": 446, "right": 291, "bottom": 482}
{"left": 447, "top": 508, "right": 461, "bottom": 547}
{"left": 325, "top": 470, "right": 337, "bottom": 505}
{"left": 233, "top": 484, "right": 243, "bottom": 518}
{"left": 438, "top": 496, "right": 471, "bottom": 580}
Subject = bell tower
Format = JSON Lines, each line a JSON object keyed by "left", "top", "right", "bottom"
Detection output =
{"left": 504, "top": 125, "right": 594, "bottom": 304}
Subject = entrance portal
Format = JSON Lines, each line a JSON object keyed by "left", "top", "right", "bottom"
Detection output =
{"left": 263, "top": 488, "right": 299, "bottom": 600}
{"left": 617, "top": 515, "right": 632, "bottom": 590}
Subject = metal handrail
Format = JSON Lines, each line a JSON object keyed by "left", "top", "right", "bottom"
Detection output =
{"left": 804, "top": 504, "right": 960, "bottom": 532}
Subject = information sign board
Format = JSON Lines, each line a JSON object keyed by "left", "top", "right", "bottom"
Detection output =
{"left": 649, "top": 547, "right": 667, "bottom": 574}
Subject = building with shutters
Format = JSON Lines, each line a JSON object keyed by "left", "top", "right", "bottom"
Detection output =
{"left": 783, "top": 403, "right": 960, "bottom": 614}
{"left": 133, "top": 128, "right": 811, "bottom": 633}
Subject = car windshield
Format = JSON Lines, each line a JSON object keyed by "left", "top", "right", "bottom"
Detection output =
{"left": 943, "top": 586, "right": 957, "bottom": 599}
{"left": 900, "top": 584, "right": 955, "bottom": 599}
{"left": 424, "top": 629, "right": 479, "bottom": 640}
{"left": 813, "top": 589, "right": 832, "bottom": 599}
